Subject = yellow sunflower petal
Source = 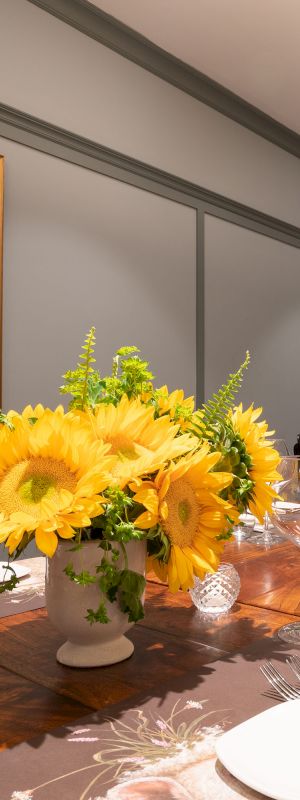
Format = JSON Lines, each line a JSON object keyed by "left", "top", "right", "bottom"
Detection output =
{"left": 231, "top": 403, "right": 281, "bottom": 521}
{"left": 0, "top": 408, "right": 113, "bottom": 556}
{"left": 35, "top": 527, "right": 58, "bottom": 557}
{"left": 134, "top": 510, "right": 158, "bottom": 530}
{"left": 136, "top": 447, "right": 232, "bottom": 592}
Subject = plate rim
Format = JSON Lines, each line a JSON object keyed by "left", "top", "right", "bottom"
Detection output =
{"left": 216, "top": 699, "right": 300, "bottom": 800}
{"left": 0, "top": 563, "right": 31, "bottom": 583}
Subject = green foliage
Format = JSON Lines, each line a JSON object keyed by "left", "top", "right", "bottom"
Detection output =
{"left": 86, "top": 602, "right": 109, "bottom": 625}
{"left": 92, "top": 487, "right": 145, "bottom": 543}
{"left": 65, "top": 547, "right": 146, "bottom": 625}
{"left": 146, "top": 524, "right": 171, "bottom": 565}
{"left": 118, "top": 569, "right": 146, "bottom": 622}
{"left": 85, "top": 564, "right": 146, "bottom": 625}
{"left": 63, "top": 563, "right": 97, "bottom": 585}
{"left": 199, "top": 418, "right": 254, "bottom": 514}
{"left": 216, "top": 514, "right": 235, "bottom": 541}
{"left": 98, "top": 346, "right": 154, "bottom": 405}
{"left": 60, "top": 327, "right": 101, "bottom": 410}
{"left": 96, "top": 556, "right": 145, "bottom": 622}
{"left": 0, "top": 564, "right": 20, "bottom": 593}
{"left": 97, "top": 558, "right": 122, "bottom": 601}
{"left": 151, "top": 386, "right": 194, "bottom": 425}
{"left": 60, "top": 332, "right": 155, "bottom": 408}
{"left": 190, "top": 352, "right": 254, "bottom": 514}
{"left": 64, "top": 493, "right": 147, "bottom": 624}
{"left": 193, "top": 351, "right": 250, "bottom": 437}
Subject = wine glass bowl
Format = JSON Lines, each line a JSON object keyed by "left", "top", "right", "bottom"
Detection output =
{"left": 271, "top": 456, "right": 300, "bottom": 548}
{"left": 249, "top": 438, "right": 290, "bottom": 547}
{"left": 270, "top": 456, "right": 300, "bottom": 643}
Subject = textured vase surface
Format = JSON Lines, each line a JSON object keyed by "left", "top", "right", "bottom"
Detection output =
{"left": 45, "top": 539, "right": 146, "bottom": 668}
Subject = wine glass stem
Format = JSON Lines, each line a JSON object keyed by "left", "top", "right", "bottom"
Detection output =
{"left": 264, "top": 512, "right": 269, "bottom": 531}
{"left": 263, "top": 511, "right": 273, "bottom": 543}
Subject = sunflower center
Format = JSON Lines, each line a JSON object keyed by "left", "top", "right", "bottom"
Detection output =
{"left": 109, "top": 435, "right": 139, "bottom": 461}
{"left": 161, "top": 478, "right": 200, "bottom": 548}
{"left": 0, "top": 457, "right": 77, "bottom": 517}
{"left": 19, "top": 474, "right": 55, "bottom": 504}
{"left": 178, "top": 499, "right": 190, "bottom": 524}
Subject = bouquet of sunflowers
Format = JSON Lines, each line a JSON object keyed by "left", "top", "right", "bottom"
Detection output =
{"left": 0, "top": 329, "right": 280, "bottom": 624}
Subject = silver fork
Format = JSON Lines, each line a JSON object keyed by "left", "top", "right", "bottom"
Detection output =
{"left": 260, "top": 660, "right": 300, "bottom": 700}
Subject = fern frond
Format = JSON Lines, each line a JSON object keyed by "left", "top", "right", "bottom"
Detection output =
{"left": 60, "top": 327, "right": 100, "bottom": 410}
{"left": 194, "top": 351, "right": 250, "bottom": 434}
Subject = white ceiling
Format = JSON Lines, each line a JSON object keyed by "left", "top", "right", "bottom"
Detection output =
{"left": 89, "top": 0, "right": 300, "bottom": 134}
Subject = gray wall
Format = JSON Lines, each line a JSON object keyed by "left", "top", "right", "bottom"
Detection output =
{"left": 205, "top": 215, "right": 300, "bottom": 451}
{"left": 1, "top": 137, "right": 196, "bottom": 411}
{"left": 1, "top": 0, "right": 300, "bottom": 226}
{"left": 0, "top": 0, "right": 299, "bottom": 433}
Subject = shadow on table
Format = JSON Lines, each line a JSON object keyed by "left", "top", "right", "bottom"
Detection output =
{"left": 0, "top": 603, "right": 296, "bottom": 753}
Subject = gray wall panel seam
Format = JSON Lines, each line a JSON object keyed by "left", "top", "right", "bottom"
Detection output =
{"left": 196, "top": 209, "right": 205, "bottom": 406}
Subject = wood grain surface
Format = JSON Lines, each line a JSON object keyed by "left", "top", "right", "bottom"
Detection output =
{"left": 0, "top": 538, "right": 300, "bottom": 748}
{"left": 0, "top": 665, "right": 91, "bottom": 750}
{"left": 224, "top": 538, "right": 300, "bottom": 614}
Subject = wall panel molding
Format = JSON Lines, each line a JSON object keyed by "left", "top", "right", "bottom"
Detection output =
{"left": 26, "top": 0, "right": 300, "bottom": 160}
{"left": 1, "top": 103, "right": 299, "bottom": 250}
{"left": 1, "top": 102, "right": 300, "bottom": 407}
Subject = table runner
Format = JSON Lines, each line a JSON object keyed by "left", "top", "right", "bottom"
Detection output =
{"left": 0, "top": 558, "right": 45, "bottom": 617}
{"left": 1, "top": 635, "right": 298, "bottom": 800}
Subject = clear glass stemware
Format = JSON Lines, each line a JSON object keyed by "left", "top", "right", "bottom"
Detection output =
{"left": 249, "top": 438, "right": 289, "bottom": 548}
{"left": 270, "top": 455, "right": 300, "bottom": 643}
{"left": 233, "top": 512, "right": 255, "bottom": 542}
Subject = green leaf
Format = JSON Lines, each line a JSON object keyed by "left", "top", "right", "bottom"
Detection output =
{"left": 0, "top": 564, "right": 20, "bottom": 593}
{"left": 64, "top": 563, "right": 96, "bottom": 585}
{"left": 95, "top": 346, "right": 154, "bottom": 405}
{"left": 86, "top": 602, "right": 110, "bottom": 625}
{"left": 118, "top": 569, "right": 146, "bottom": 623}
{"left": 116, "top": 346, "right": 140, "bottom": 357}
{"left": 193, "top": 351, "right": 250, "bottom": 435}
{"left": 60, "top": 327, "right": 101, "bottom": 410}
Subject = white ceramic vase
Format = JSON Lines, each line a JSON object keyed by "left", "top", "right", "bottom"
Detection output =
{"left": 45, "top": 539, "right": 146, "bottom": 668}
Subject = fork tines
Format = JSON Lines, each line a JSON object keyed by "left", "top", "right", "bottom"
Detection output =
{"left": 260, "top": 660, "right": 300, "bottom": 701}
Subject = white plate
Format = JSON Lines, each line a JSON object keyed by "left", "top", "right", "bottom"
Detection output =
{"left": 216, "top": 699, "right": 300, "bottom": 800}
{"left": 0, "top": 563, "right": 31, "bottom": 583}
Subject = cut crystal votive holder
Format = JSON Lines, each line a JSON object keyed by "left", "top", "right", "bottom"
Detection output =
{"left": 189, "top": 563, "right": 240, "bottom": 617}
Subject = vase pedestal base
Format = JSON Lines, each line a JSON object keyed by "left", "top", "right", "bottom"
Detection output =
{"left": 56, "top": 635, "right": 134, "bottom": 668}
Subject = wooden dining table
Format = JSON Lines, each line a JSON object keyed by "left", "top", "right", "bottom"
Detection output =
{"left": 1, "top": 536, "right": 300, "bottom": 750}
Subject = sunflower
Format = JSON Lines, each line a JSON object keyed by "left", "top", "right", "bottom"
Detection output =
{"left": 230, "top": 404, "right": 281, "bottom": 522}
{"left": 0, "top": 409, "right": 115, "bottom": 557}
{"left": 79, "top": 395, "right": 197, "bottom": 488}
{"left": 6, "top": 403, "right": 63, "bottom": 423}
{"left": 131, "top": 446, "right": 233, "bottom": 592}
{"left": 154, "top": 385, "right": 195, "bottom": 430}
